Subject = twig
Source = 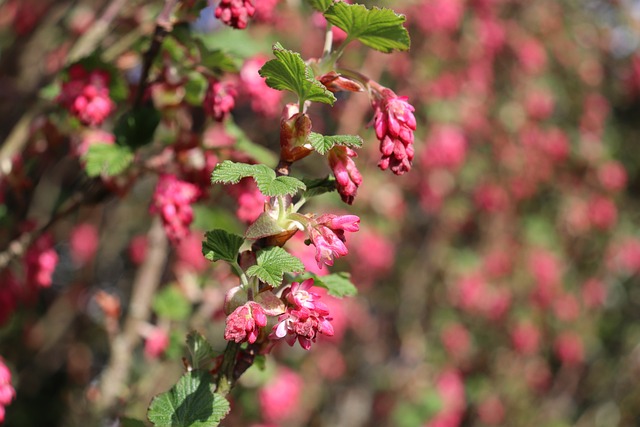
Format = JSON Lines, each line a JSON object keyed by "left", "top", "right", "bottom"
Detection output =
{"left": 97, "top": 217, "right": 169, "bottom": 412}
{"left": 133, "top": 0, "right": 182, "bottom": 107}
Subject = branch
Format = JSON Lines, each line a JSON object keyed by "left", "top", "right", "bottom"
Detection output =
{"left": 97, "top": 217, "right": 169, "bottom": 413}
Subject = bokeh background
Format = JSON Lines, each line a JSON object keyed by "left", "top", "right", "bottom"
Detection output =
{"left": 2, "top": 0, "right": 640, "bottom": 426}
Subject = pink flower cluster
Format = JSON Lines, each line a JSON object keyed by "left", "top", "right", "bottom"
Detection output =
{"left": 372, "top": 88, "right": 417, "bottom": 175}
{"left": 306, "top": 214, "right": 360, "bottom": 268}
{"left": 240, "top": 56, "right": 283, "bottom": 117}
{"left": 25, "top": 233, "right": 58, "bottom": 290}
{"left": 0, "top": 358, "right": 15, "bottom": 423}
{"left": 328, "top": 146, "right": 362, "bottom": 205}
{"left": 57, "top": 64, "right": 115, "bottom": 126}
{"left": 204, "top": 79, "right": 237, "bottom": 122}
{"left": 150, "top": 174, "right": 200, "bottom": 243}
{"left": 271, "top": 279, "right": 334, "bottom": 350}
{"left": 214, "top": 0, "right": 255, "bottom": 29}
{"left": 224, "top": 301, "right": 268, "bottom": 344}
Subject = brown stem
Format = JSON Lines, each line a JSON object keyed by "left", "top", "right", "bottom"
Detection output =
{"left": 133, "top": 0, "right": 182, "bottom": 107}
{"left": 96, "top": 217, "right": 168, "bottom": 413}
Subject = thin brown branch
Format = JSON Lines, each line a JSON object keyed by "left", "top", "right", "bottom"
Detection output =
{"left": 97, "top": 217, "right": 169, "bottom": 413}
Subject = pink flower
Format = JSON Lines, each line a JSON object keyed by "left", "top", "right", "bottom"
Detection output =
{"left": 144, "top": 327, "right": 170, "bottom": 359}
{"left": 227, "top": 178, "right": 267, "bottom": 224}
{"left": 328, "top": 146, "right": 363, "bottom": 205}
{"left": 175, "top": 231, "right": 209, "bottom": 273}
{"left": 271, "top": 306, "right": 334, "bottom": 350}
{"left": 511, "top": 321, "right": 541, "bottom": 355}
{"left": 57, "top": 64, "right": 115, "bottom": 126}
{"left": 554, "top": 332, "right": 584, "bottom": 366}
{"left": 282, "top": 278, "right": 330, "bottom": 314}
{"left": 421, "top": 124, "right": 467, "bottom": 170}
{"left": 214, "top": 0, "right": 255, "bottom": 29}
{"left": 307, "top": 214, "right": 360, "bottom": 268}
{"left": 0, "top": 358, "right": 15, "bottom": 421}
{"left": 25, "top": 233, "right": 58, "bottom": 290}
{"left": 372, "top": 88, "right": 416, "bottom": 175}
{"left": 150, "top": 174, "right": 200, "bottom": 243}
{"left": 598, "top": 161, "right": 627, "bottom": 192}
{"left": 204, "top": 79, "right": 237, "bottom": 121}
{"left": 259, "top": 368, "right": 303, "bottom": 423}
{"left": 70, "top": 223, "right": 99, "bottom": 266}
{"left": 588, "top": 196, "right": 617, "bottom": 230}
{"left": 441, "top": 323, "right": 471, "bottom": 357}
{"left": 253, "top": 0, "right": 279, "bottom": 22}
{"left": 417, "top": 0, "right": 464, "bottom": 33}
{"left": 240, "top": 56, "right": 283, "bottom": 117}
{"left": 224, "top": 301, "right": 267, "bottom": 344}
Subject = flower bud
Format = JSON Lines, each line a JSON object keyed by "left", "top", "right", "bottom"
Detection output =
{"left": 280, "top": 104, "right": 313, "bottom": 163}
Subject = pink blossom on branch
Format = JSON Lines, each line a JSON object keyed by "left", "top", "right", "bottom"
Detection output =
{"left": 214, "top": 0, "right": 255, "bottom": 29}
{"left": 306, "top": 214, "right": 360, "bottom": 268}
{"left": 150, "top": 174, "right": 201, "bottom": 243}
{"left": 0, "top": 358, "right": 15, "bottom": 424}
{"left": 328, "top": 146, "right": 363, "bottom": 205}
{"left": 57, "top": 64, "right": 115, "bottom": 126}
{"left": 224, "top": 301, "right": 267, "bottom": 344}
{"left": 371, "top": 88, "right": 416, "bottom": 175}
{"left": 203, "top": 79, "right": 237, "bottom": 121}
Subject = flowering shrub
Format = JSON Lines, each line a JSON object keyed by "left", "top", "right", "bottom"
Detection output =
{"left": 1, "top": 0, "right": 640, "bottom": 426}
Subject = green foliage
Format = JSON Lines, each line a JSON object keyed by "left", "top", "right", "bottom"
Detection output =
{"left": 147, "top": 371, "right": 230, "bottom": 427}
{"left": 246, "top": 246, "right": 306, "bottom": 287}
{"left": 186, "top": 331, "right": 217, "bottom": 371}
{"left": 244, "top": 212, "right": 287, "bottom": 240}
{"left": 202, "top": 229, "right": 245, "bottom": 263}
{"left": 302, "top": 175, "right": 337, "bottom": 198}
{"left": 301, "top": 272, "right": 358, "bottom": 298}
{"left": 119, "top": 418, "right": 147, "bottom": 427}
{"left": 83, "top": 143, "right": 134, "bottom": 177}
{"left": 307, "top": 132, "right": 364, "bottom": 155}
{"left": 184, "top": 71, "right": 208, "bottom": 106}
{"left": 307, "top": 0, "right": 333, "bottom": 12}
{"left": 258, "top": 42, "right": 336, "bottom": 106}
{"left": 199, "top": 47, "right": 238, "bottom": 73}
{"left": 153, "top": 286, "right": 191, "bottom": 321}
{"left": 211, "top": 161, "right": 306, "bottom": 197}
{"left": 324, "top": 2, "right": 410, "bottom": 53}
{"left": 114, "top": 106, "right": 161, "bottom": 149}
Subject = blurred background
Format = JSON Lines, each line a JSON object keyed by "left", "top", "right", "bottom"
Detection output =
{"left": 2, "top": 0, "right": 640, "bottom": 426}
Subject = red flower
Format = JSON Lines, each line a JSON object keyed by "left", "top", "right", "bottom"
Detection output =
{"left": 214, "top": 0, "right": 255, "bottom": 29}
{"left": 328, "top": 146, "right": 362, "bottom": 205}
{"left": 224, "top": 301, "right": 268, "bottom": 344}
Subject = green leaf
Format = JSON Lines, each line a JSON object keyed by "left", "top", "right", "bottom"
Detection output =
{"left": 308, "top": 132, "right": 363, "bottom": 155}
{"left": 246, "top": 246, "right": 305, "bottom": 287}
{"left": 258, "top": 42, "right": 336, "bottom": 106}
{"left": 114, "top": 106, "right": 161, "bottom": 149}
{"left": 184, "top": 72, "right": 208, "bottom": 106}
{"left": 244, "top": 212, "right": 286, "bottom": 240}
{"left": 202, "top": 229, "right": 244, "bottom": 263}
{"left": 119, "top": 418, "right": 147, "bottom": 427}
{"left": 302, "top": 175, "right": 336, "bottom": 198}
{"left": 211, "top": 161, "right": 306, "bottom": 197}
{"left": 308, "top": 272, "right": 357, "bottom": 298}
{"left": 324, "top": 2, "right": 410, "bottom": 53}
{"left": 153, "top": 286, "right": 191, "bottom": 321}
{"left": 199, "top": 47, "right": 239, "bottom": 73}
{"left": 83, "top": 143, "right": 134, "bottom": 177}
{"left": 147, "top": 371, "right": 230, "bottom": 427}
{"left": 307, "top": 0, "right": 333, "bottom": 12}
{"left": 186, "top": 331, "right": 217, "bottom": 371}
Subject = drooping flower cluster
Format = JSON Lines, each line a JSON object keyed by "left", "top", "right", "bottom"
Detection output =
{"left": 0, "top": 358, "right": 15, "bottom": 423}
{"left": 328, "top": 146, "right": 363, "bottom": 205}
{"left": 271, "top": 279, "right": 334, "bottom": 350}
{"left": 204, "top": 79, "right": 237, "bottom": 122}
{"left": 372, "top": 88, "right": 416, "bottom": 175}
{"left": 214, "top": 0, "right": 255, "bottom": 29}
{"left": 150, "top": 174, "right": 200, "bottom": 242}
{"left": 306, "top": 214, "right": 360, "bottom": 268}
{"left": 57, "top": 64, "right": 115, "bottom": 126}
{"left": 224, "top": 301, "right": 268, "bottom": 344}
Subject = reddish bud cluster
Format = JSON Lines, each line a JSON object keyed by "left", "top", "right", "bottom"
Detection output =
{"left": 214, "top": 0, "right": 255, "bottom": 29}
{"left": 204, "top": 79, "right": 237, "bottom": 122}
{"left": 57, "top": 64, "right": 115, "bottom": 126}
{"left": 150, "top": 174, "right": 201, "bottom": 243}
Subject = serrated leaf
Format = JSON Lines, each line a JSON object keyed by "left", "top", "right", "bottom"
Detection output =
{"left": 114, "top": 106, "right": 161, "bottom": 149}
{"left": 186, "top": 331, "right": 217, "bottom": 370}
{"left": 310, "top": 272, "right": 357, "bottom": 298}
{"left": 153, "top": 286, "right": 191, "bottom": 321}
{"left": 202, "top": 229, "right": 244, "bottom": 263}
{"left": 324, "top": 2, "right": 410, "bottom": 53}
{"left": 259, "top": 42, "right": 336, "bottom": 106}
{"left": 211, "top": 161, "right": 306, "bottom": 197}
{"left": 84, "top": 143, "right": 133, "bottom": 177}
{"left": 302, "top": 175, "right": 336, "bottom": 198}
{"left": 308, "top": 132, "right": 363, "bottom": 155}
{"left": 147, "top": 371, "right": 230, "bottom": 427}
{"left": 246, "top": 246, "right": 305, "bottom": 287}
{"left": 307, "top": 0, "right": 334, "bottom": 12}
